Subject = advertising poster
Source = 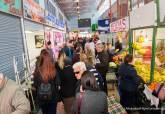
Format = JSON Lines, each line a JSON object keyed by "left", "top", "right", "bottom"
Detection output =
{"left": 23, "top": 0, "right": 45, "bottom": 23}
{"left": 35, "top": 35, "right": 44, "bottom": 48}
{"left": 0, "top": 0, "right": 22, "bottom": 16}
{"left": 45, "top": 10, "right": 65, "bottom": 30}
{"left": 54, "top": 32, "right": 63, "bottom": 43}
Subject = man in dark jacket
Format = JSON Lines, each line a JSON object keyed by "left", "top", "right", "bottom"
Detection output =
{"left": 95, "top": 41, "right": 109, "bottom": 94}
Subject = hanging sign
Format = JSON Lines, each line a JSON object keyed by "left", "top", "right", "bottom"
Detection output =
{"left": 110, "top": 18, "right": 126, "bottom": 32}
{"left": 0, "top": 0, "right": 22, "bottom": 16}
{"left": 23, "top": 0, "right": 45, "bottom": 23}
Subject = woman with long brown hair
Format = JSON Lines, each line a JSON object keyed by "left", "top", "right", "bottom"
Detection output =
{"left": 33, "top": 49, "right": 60, "bottom": 114}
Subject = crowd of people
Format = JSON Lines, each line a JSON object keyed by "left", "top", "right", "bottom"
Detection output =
{"left": 0, "top": 35, "right": 164, "bottom": 114}
{"left": 32, "top": 36, "right": 111, "bottom": 114}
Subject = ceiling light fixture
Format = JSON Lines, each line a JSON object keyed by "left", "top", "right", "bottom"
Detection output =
{"left": 74, "top": 0, "right": 79, "bottom": 2}
{"left": 76, "top": 6, "right": 80, "bottom": 9}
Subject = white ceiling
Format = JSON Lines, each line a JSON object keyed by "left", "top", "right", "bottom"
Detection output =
{"left": 56, "top": 0, "right": 102, "bottom": 19}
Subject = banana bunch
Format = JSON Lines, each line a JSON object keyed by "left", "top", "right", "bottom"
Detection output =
{"left": 137, "top": 49, "right": 148, "bottom": 55}
{"left": 134, "top": 61, "right": 165, "bottom": 83}
{"left": 132, "top": 42, "right": 142, "bottom": 50}
{"left": 137, "top": 35, "right": 145, "bottom": 43}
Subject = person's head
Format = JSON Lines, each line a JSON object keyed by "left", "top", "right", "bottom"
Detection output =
{"left": 72, "top": 62, "right": 86, "bottom": 80}
{"left": 124, "top": 54, "right": 133, "bottom": 64}
{"left": 83, "top": 49, "right": 94, "bottom": 66}
{"left": 64, "top": 57, "right": 72, "bottom": 67}
{"left": 81, "top": 71, "right": 99, "bottom": 91}
{"left": 75, "top": 45, "right": 82, "bottom": 54}
{"left": 47, "top": 40, "right": 52, "bottom": 49}
{"left": 57, "top": 50, "right": 66, "bottom": 69}
{"left": 80, "top": 53, "right": 88, "bottom": 63}
{"left": 38, "top": 49, "right": 56, "bottom": 83}
{"left": 95, "top": 42, "right": 104, "bottom": 52}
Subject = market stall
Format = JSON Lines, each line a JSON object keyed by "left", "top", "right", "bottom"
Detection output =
{"left": 129, "top": 0, "right": 165, "bottom": 83}
{"left": 109, "top": 17, "right": 129, "bottom": 65}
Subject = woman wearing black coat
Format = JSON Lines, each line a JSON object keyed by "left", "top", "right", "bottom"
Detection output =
{"left": 118, "top": 54, "right": 141, "bottom": 113}
{"left": 56, "top": 50, "right": 77, "bottom": 114}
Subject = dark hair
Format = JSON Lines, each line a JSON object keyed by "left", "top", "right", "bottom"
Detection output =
{"left": 81, "top": 71, "right": 99, "bottom": 91}
{"left": 64, "top": 57, "right": 72, "bottom": 66}
{"left": 58, "top": 50, "right": 66, "bottom": 58}
{"left": 47, "top": 40, "right": 51, "bottom": 45}
{"left": 124, "top": 54, "right": 133, "bottom": 64}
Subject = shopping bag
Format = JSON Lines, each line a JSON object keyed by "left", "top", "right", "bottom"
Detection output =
{"left": 107, "top": 96, "right": 127, "bottom": 114}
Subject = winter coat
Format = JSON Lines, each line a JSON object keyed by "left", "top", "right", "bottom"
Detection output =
{"left": 118, "top": 63, "right": 141, "bottom": 92}
{"left": 72, "top": 90, "right": 108, "bottom": 114}
{"left": 95, "top": 51, "right": 109, "bottom": 77}
{"left": 58, "top": 65, "right": 77, "bottom": 99}
{"left": 33, "top": 71, "right": 61, "bottom": 105}
{"left": 0, "top": 77, "right": 31, "bottom": 114}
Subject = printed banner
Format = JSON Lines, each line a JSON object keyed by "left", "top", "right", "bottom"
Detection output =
{"left": 23, "top": 0, "right": 45, "bottom": 23}
{"left": 110, "top": 18, "right": 126, "bottom": 32}
{"left": 45, "top": 10, "right": 65, "bottom": 30}
{"left": 0, "top": 0, "right": 22, "bottom": 16}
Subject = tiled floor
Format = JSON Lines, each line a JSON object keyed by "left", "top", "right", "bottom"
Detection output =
{"left": 107, "top": 83, "right": 120, "bottom": 100}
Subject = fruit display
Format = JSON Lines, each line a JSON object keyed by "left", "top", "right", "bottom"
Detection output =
{"left": 137, "top": 35, "right": 145, "bottom": 43}
{"left": 148, "top": 82, "right": 158, "bottom": 91}
{"left": 112, "top": 50, "right": 128, "bottom": 65}
{"left": 132, "top": 31, "right": 165, "bottom": 84}
{"left": 134, "top": 60, "right": 165, "bottom": 83}
{"left": 132, "top": 42, "right": 142, "bottom": 50}
{"left": 137, "top": 49, "right": 148, "bottom": 55}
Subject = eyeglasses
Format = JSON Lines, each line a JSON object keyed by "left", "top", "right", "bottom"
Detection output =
{"left": 74, "top": 71, "right": 80, "bottom": 74}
